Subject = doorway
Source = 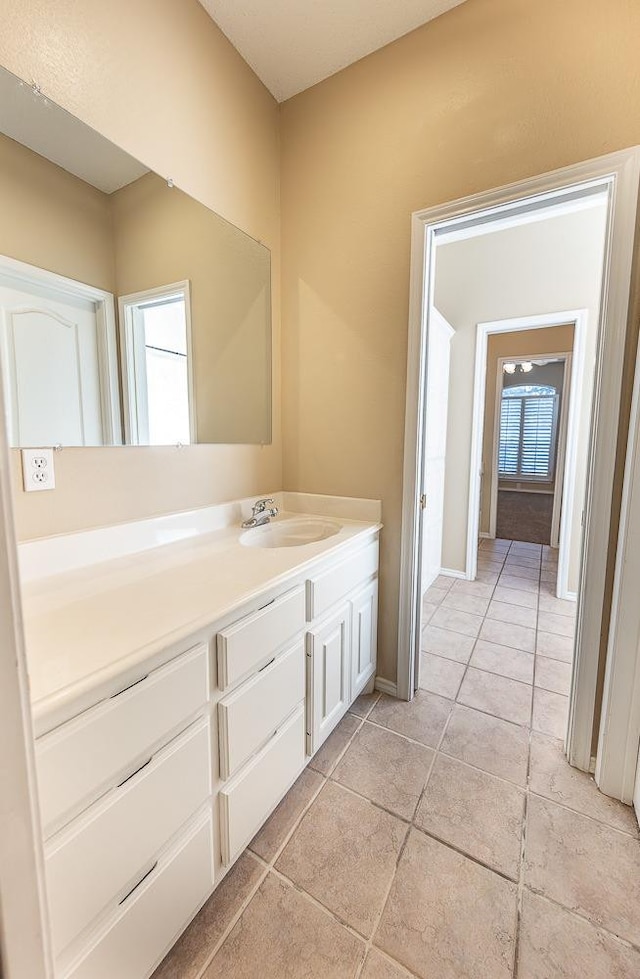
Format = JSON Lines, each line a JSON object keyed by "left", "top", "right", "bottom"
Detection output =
{"left": 398, "top": 148, "right": 640, "bottom": 786}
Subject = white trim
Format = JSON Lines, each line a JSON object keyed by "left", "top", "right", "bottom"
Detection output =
{"left": 118, "top": 280, "right": 195, "bottom": 445}
{"left": 0, "top": 253, "right": 121, "bottom": 445}
{"left": 489, "top": 352, "right": 567, "bottom": 538}
{"left": 468, "top": 315, "right": 586, "bottom": 602}
{"left": 439, "top": 567, "right": 467, "bottom": 579}
{"left": 0, "top": 350, "right": 53, "bottom": 976}
{"left": 374, "top": 676, "right": 398, "bottom": 698}
{"left": 479, "top": 531, "right": 492, "bottom": 539}
{"left": 551, "top": 354, "right": 572, "bottom": 548}
{"left": 397, "top": 146, "right": 640, "bottom": 781}
{"left": 595, "top": 335, "right": 640, "bottom": 802}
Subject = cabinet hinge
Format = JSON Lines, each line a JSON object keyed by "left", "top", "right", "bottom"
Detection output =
{"left": 420, "top": 494, "right": 427, "bottom": 510}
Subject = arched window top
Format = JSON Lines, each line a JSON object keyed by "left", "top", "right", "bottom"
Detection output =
{"left": 503, "top": 384, "right": 556, "bottom": 399}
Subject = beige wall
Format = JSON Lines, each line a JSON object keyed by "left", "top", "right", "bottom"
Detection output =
{"left": 0, "top": 133, "right": 115, "bottom": 292}
{"left": 112, "top": 173, "right": 271, "bottom": 444}
{"left": 1, "top": 0, "right": 281, "bottom": 541}
{"left": 279, "top": 0, "right": 639, "bottom": 683}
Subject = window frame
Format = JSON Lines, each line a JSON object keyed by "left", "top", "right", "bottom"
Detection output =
{"left": 118, "top": 280, "right": 195, "bottom": 445}
{"left": 498, "top": 383, "right": 560, "bottom": 483}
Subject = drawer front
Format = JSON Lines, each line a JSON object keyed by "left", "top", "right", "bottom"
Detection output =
{"left": 307, "top": 539, "right": 379, "bottom": 621}
{"left": 218, "top": 640, "right": 305, "bottom": 780}
{"left": 36, "top": 644, "right": 209, "bottom": 838}
{"left": 63, "top": 809, "right": 214, "bottom": 979}
{"left": 217, "top": 585, "right": 305, "bottom": 691}
{"left": 46, "top": 717, "right": 211, "bottom": 958}
{"left": 219, "top": 705, "right": 305, "bottom": 865}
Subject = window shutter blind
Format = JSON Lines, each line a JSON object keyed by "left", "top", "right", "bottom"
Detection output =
{"left": 521, "top": 395, "right": 556, "bottom": 478}
{"left": 498, "top": 399, "right": 522, "bottom": 476}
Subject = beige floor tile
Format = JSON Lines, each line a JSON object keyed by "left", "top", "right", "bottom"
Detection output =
{"left": 430, "top": 605, "right": 483, "bottom": 638}
{"left": 250, "top": 768, "right": 325, "bottom": 861}
{"left": 536, "top": 630, "right": 573, "bottom": 662}
{"left": 529, "top": 732, "right": 639, "bottom": 836}
{"left": 423, "top": 584, "right": 449, "bottom": 605}
{"left": 276, "top": 781, "right": 407, "bottom": 937}
{"left": 479, "top": 538, "right": 511, "bottom": 552}
{"left": 420, "top": 625, "right": 475, "bottom": 663}
{"left": 525, "top": 796, "right": 640, "bottom": 947}
{"left": 361, "top": 949, "right": 416, "bottom": 979}
{"left": 440, "top": 704, "right": 530, "bottom": 786}
{"left": 442, "top": 590, "right": 491, "bottom": 616}
{"left": 332, "top": 721, "right": 434, "bottom": 820}
{"left": 494, "top": 585, "right": 538, "bottom": 609}
{"left": 518, "top": 889, "right": 640, "bottom": 979}
{"left": 415, "top": 755, "right": 525, "bottom": 879}
{"left": 349, "top": 690, "right": 381, "bottom": 718}
{"left": 434, "top": 574, "right": 454, "bottom": 589}
{"left": 499, "top": 573, "right": 539, "bottom": 594}
{"left": 204, "top": 873, "right": 364, "bottom": 979}
{"left": 370, "top": 690, "right": 452, "bottom": 748}
{"left": 537, "top": 610, "right": 576, "bottom": 638}
{"left": 477, "top": 558, "right": 504, "bottom": 575}
{"left": 487, "top": 600, "right": 537, "bottom": 629}
{"left": 309, "top": 712, "right": 361, "bottom": 776}
{"left": 419, "top": 653, "right": 465, "bottom": 699}
{"left": 532, "top": 687, "right": 568, "bottom": 739}
{"left": 375, "top": 829, "right": 517, "bottom": 979}
{"left": 475, "top": 568, "right": 500, "bottom": 585}
{"left": 421, "top": 601, "right": 437, "bottom": 624}
{"left": 534, "top": 656, "right": 571, "bottom": 695}
{"left": 458, "top": 668, "right": 532, "bottom": 726}
{"left": 450, "top": 578, "right": 496, "bottom": 599}
{"left": 153, "top": 851, "right": 265, "bottom": 979}
{"left": 470, "top": 640, "right": 534, "bottom": 684}
{"left": 537, "top": 592, "right": 577, "bottom": 617}
{"left": 505, "top": 555, "right": 540, "bottom": 570}
{"left": 501, "top": 562, "right": 540, "bottom": 580}
{"left": 540, "top": 569, "right": 557, "bottom": 583}
{"left": 480, "top": 617, "right": 536, "bottom": 652}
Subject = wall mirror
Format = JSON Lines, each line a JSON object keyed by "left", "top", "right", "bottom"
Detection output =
{"left": 0, "top": 65, "right": 272, "bottom": 447}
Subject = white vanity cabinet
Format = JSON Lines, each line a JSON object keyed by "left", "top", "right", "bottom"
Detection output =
{"left": 35, "top": 643, "right": 214, "bottom": 979}
{"left": 33, "top": 523, "right": 379, "bottom": 979}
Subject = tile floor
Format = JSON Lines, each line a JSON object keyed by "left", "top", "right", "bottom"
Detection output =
{"left": 153, "top": 538, "right": 640, "bottom": 979}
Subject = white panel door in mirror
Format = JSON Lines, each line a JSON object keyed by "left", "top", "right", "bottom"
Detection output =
{"left": 0, "top": 282, "right": 103, "bottom": 447}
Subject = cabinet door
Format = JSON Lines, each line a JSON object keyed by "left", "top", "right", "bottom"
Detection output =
{"left": 350, "top": 579, "right": 378, "bottom": 699}
{"left": 306, "top": 603, "right": 351, "bottom": 754}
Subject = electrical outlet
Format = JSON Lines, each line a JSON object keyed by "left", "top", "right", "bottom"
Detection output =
{"left": 21, "top": 448, "right": 55, "bottom": 492}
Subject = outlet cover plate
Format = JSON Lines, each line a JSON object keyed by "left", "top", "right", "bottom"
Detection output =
{"left": 21, "top": 448, "right": 55, "bottom": 492}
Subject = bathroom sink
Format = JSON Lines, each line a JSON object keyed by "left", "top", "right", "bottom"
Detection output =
{"left": 240, "top": 517, "right": 341, "bottom": 548}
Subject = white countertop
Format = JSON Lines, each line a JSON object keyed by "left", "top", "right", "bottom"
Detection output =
{"left": 20, "top": 497, "right": 381, "bottom": 733}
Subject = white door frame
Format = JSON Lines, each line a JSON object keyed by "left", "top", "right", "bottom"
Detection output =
{"left": 471, "top": 314, "right": 585, "bottom": 602}
{"left": 0, "top": 365, "right": 53, "bottom": 976}
{"left": 0, "top": 253, "right": 121, "bottom": 445}
{"left": 596, "top": 334, "right": 640, "bottom": 802}
{"left": 550, "top": 354, "right": 572, "bottom": 550}
{"left": 398, "top": 148, "right": 640, "bottom": 782}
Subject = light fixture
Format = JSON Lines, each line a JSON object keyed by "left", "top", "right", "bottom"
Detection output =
{"left": 503, "top": 362, "right": 517, "bottom": 374}
{"left": 521, "top": 362, "right": 533, "bottom": 373}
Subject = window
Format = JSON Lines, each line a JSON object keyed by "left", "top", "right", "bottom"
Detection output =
{"left": 119, "top": 282, "right": 193, "bottom": 445}
{"left": 498, "top": 384, "right": 559, "bottom": 481}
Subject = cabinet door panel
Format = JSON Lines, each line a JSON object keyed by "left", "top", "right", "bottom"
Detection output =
{"left": 307, "top": 603, "right": 351, "bottom": 754}
{"left": 351, "top": 579, "right": 378, "bottom": 698}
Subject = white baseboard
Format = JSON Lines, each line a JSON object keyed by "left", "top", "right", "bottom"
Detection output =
{"left": 440, "top": 567, "right": 467, "bottom": 579}
{"left": 374, "top": 676, "right": 397, "bottom": 698}
{"left": 564, "top": 590, "right": 578, "bottom": 602}
{"left": 479, "top": 532, "right": 492, "bottom": 539}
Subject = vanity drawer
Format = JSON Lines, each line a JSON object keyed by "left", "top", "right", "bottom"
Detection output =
{"left": 306, "top": 539, "right": 379, "bottom": 620}
{"left": 36, "top": 643, "right": 209, "bottom": 838}
{"left": 218, "top": 640, "right": 305, "bottom": 780}
{"left": 217, "top": 585, "right": 305, "bottom": 691}
{"left": 46, "top": 717, "right": 211, "bottom": 958}
{"left": 63, "top": 809, "right": 214, "bottom": 979}
{"left": 219, "top": 705, "right": 305, "bottom": 864}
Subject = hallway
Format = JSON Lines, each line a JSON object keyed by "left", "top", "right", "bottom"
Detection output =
{"left": 153, "top": 539, "right": 640, "bottom": 979}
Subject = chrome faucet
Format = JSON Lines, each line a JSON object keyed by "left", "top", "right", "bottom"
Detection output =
{"left": 241, "top": 497, "right": 279, "bottom": 528}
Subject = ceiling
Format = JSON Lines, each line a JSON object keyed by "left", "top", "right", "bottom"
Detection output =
{"left": 0, "top": 66, "right": 147, "bottom": 194}
{"left": 198, "top": 0, "right": 469, "bottom": 102}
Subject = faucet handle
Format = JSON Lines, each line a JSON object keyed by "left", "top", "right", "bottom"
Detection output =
{"left": 252, "top": 497, "right": 274, "bottom": 514}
